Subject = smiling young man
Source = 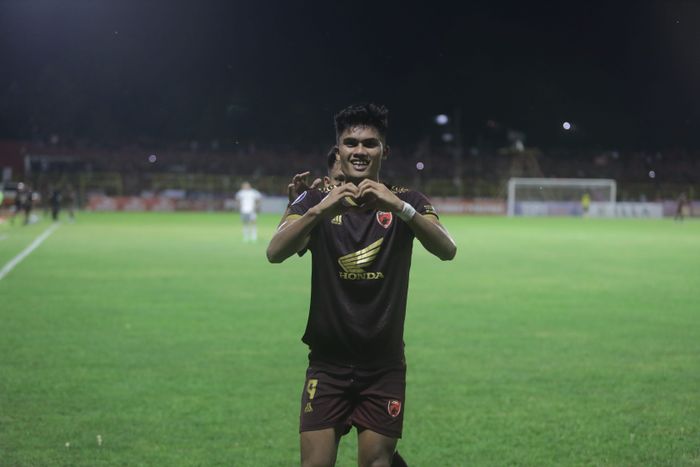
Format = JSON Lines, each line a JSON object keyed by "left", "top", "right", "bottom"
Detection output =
{"left": 267, "top": 103, "right": 456, "bottom": 467}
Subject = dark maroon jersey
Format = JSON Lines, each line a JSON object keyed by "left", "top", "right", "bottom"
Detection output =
{"left": 288, "top": 184, "right": 438, "bottom": 366}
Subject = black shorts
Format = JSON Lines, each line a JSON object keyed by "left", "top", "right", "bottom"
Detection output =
{"left": 299, "top": 360, "right": 406, "bottom": 439}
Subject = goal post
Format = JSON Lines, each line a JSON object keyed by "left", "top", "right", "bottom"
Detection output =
{"left": 507, "top": 178, "right": 617, "bottom": 217}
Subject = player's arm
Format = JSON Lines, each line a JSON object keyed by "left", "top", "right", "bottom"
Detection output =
{"left": 357, "top": 180, "right": 457, "bottom": 261}
{"left": 267, "top": 183, "right": 359, "bottom": 263}
{"left": 266, "top": 212, "right": 318, "bottom": 263}
{"left": 403, "top": 212, "right": 457, "bottom": 261}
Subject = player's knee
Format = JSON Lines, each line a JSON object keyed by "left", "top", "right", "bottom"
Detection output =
{"left": 360, "top": 455, "right": 393, "bottom": 467}
{"left": 301, "top": 452, "right": 336, "bottom": 467}
{"left": 300, "top": 432, "right": 338, "bottom": 467}
{"left": 359, "top": 447, "right": 394, "bottom": 467}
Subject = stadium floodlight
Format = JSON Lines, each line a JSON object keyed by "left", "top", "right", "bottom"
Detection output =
{"left": 435, "top": 114, "right": 449, "bottom": 125}
{"left": 562, "top": 121, "right": 572, "bottom": 130}
{"left": 507, "top": 177, "right": 617, "bottom": 217}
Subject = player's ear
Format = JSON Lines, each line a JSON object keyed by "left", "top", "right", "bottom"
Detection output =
{"left": 333, "top": 146, "right": 339, "bottom": 160}
{"left": 323, "top": 176, "right": 331, "bottom": 186}
{"left": 382, "top": 144, "right": 390, "bottom": 160}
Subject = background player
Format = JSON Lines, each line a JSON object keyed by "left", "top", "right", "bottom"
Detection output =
{"left": 267, "top": 103, "right": 456, "bottom": 467}
{"left": 287, "top": 147, "right": 346, "bottom": 201}
{"left": 234, "top": 181, "right": 262, "bottom": 242}
{"left": 581, "top": 191, "right": 591, "bottom": 217}
{"left": 675, "top": 192, "right": 688, "bottom": 221}
{"left": 280, "top": 146, "right": 346, "bottom": 228}
{"left": 49, "top": 186, "right": 62, "bottom": 222}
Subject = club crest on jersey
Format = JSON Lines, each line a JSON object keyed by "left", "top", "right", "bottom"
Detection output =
{"left": 291, "top": 191, "right": 307, "bottom": 206}
{"left": 387, "top": 400, "right": 402, "bottom": 417}
{"left": 376, "top": 211, "right": 393, "bottom": 229}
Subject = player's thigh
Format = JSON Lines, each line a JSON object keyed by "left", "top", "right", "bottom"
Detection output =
{"left": 300, "top": 363, "right": 353, "bottom": 433}
{"left": 357, "top": 429, "right": 398, "bottom": 467}
{"left": 352, "top": 365, "right": 406, "bottom": 439}
{"left": 300, "top": 427, "right": 341, "bottom": 467}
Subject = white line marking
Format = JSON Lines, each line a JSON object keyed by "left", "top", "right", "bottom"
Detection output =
{"left": 0, "top": 224, "right": 59, "bottom": 281}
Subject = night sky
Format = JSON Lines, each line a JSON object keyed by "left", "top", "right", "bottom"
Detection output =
{"left": 1, "top": 0, "right": 699, "bottom": 150}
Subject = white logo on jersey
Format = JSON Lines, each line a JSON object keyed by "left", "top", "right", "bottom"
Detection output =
{"left": 291, "top": 191, "right": 308, "bottom": 206}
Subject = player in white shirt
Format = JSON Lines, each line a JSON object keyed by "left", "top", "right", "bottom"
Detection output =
{"left": 235, "top": 181, "right": 262, "bottom": 242}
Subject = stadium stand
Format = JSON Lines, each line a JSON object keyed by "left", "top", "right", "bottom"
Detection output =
{"left": 1, "top": 139, "right": 698, "bottom": 214}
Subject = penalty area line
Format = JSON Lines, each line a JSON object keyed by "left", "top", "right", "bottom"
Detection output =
{"left": 0, "top": 224, "right": 60, "bottom": 281}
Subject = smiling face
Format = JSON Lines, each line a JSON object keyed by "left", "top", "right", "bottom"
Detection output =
{"left": 337, "top": 125, "right": 388, "bottom": 183}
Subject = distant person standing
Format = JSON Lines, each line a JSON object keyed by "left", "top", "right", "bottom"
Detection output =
{"left": 23, "top": 185, "right": 35, "bottom": 225}
{"left": 581, "top": 191, "right": 591, "bottom": 217}
{"left": 675, "top": 192, "right": 688, "bottom": 222}
{"left": 235, "top": 181, "right": 262, "bottom": 242}
{"left": 11, "top": 183, "right": 23, "bottom": 225}
{"left": 0, "top": 184, "right": 5, "bottom": 223}
{"left": 64, "top": 185, "right": 77, "bottom": 222}
{"left": 50, "top": 187, "right": 62, "bottom": 221}
{"left": 11, "top": 182, "right": 32, "bottom": 225}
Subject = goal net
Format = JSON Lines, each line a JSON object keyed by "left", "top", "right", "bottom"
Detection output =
{"left": 507, "top": 178, "right": 617, "bottom": 217}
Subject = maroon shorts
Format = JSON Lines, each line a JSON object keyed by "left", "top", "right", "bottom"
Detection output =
{"left": 299, "top": 360, "right": 406, "bottom": 439}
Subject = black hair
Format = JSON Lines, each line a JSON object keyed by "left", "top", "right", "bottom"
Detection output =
{"left": 334, "top": 103, "right": 389, "bottom": 141}
{"left": 326, "top": 146, "right": 338, "bottom": 170}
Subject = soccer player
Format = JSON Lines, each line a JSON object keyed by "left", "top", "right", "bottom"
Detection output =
{"left": 287, "top": 147, "right": 346, "bottom": 203}
{"left": 10, "top": 182, "right": 32, "bottom": 226}
{"left": 581, "top": 191, "right": 591, "bottom": 217}
{"left": 234, "top": 181, "right": 262, "bottom": 242}
{"left": 322, "top": 147, "right": 346, "bottom": 187}
{"left": 267, "top": 103, "right": 457, "bottom": 467}
{"left": 279, "top": 147, "right": 346, "bottom": 230}
{"left": 675, "top": 192, "right": 688, "bottom": 221}
{"left": 64, "top": 185, "right": 77, "bottom": 222}
{"left": 49, "top": 187, "right": 62, "bottom": 222}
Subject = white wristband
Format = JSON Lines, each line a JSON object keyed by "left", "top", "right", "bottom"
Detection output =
{"left": 397, "top": 201, "right": 417, "bottom": 221}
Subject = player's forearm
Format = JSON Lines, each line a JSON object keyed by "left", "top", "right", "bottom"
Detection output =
{"left": 266, "top": 208, "right": 321, "bottom": 263}
{"left": 276, "top": 208, "right": 292, "bottom": 227}
{"left": 406, "top": 214, "right": 457, "bottom": 261}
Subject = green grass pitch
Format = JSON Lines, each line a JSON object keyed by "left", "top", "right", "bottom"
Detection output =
{"left": 1, "top": 212, "right": 699, "bottom": 466}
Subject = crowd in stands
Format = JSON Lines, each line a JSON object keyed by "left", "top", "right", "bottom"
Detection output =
{"left": 1, "top": 139, "right": 698, "bottom": 201}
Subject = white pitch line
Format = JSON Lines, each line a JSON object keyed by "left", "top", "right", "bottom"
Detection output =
{"left": 0, "top": 224, "right": 59, "bottom": 281}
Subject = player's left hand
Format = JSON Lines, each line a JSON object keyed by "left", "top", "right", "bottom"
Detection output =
{"left": 356, "top": 179, "right": 403, "bottom": 212}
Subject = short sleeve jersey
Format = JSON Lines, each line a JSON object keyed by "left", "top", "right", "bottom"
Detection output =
{"left": 288, "top": 184, "right": 438, "bottom": 366}
{"left": 235, "top": 189, "right": 262, "bottom": 214}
